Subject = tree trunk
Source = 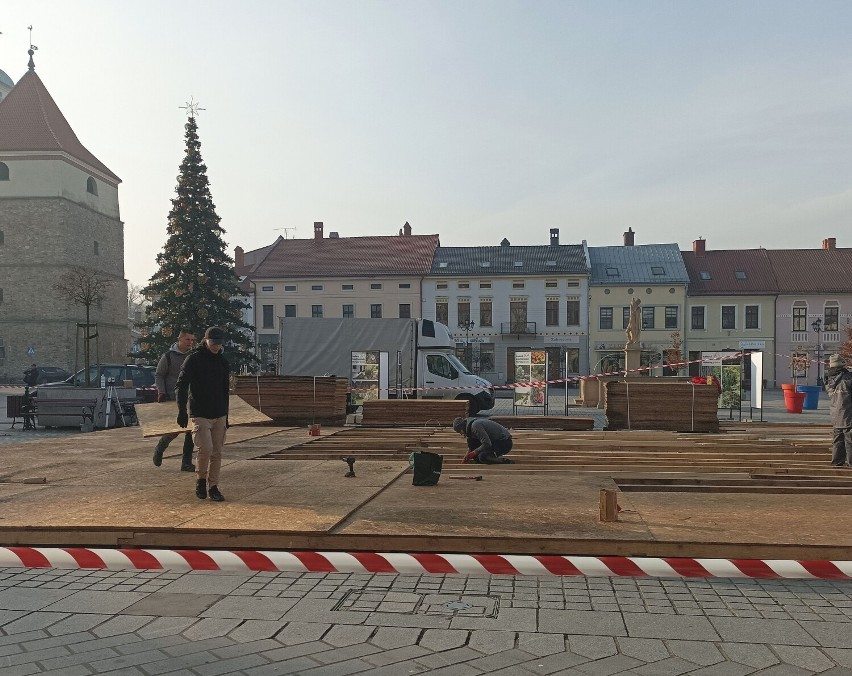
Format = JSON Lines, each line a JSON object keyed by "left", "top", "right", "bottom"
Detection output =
{"left": 84, "top": 304, "right": 91, "bottom": 387}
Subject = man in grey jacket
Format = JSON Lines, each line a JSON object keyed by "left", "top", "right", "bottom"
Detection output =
{"left": 825, "top": 353, "right": 852, "bottom": 467}
{"left": 453, "top": 416, "right": 515, "bottom": 464}
{"left": 153, "top": 329, "right": 197, "bottom": 471}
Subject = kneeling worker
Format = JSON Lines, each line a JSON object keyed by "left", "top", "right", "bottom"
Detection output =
{"left": 452, "top": 416, "right": 514, "bottom": 464}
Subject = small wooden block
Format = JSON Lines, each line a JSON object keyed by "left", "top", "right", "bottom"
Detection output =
{"left": 22, "top": 477, "right": 47, "bottom": 484}
{"left": 599, "top": 488, "right": 619, "bottom": 522}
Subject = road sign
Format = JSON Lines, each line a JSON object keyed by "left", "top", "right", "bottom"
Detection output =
{"left": 26, "top": 346, "right": 36, "bottom": 356}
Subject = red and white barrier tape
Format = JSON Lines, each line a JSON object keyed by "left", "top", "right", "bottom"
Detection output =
{"left": 1, "top": 547, "right": 850, "bottom": 579}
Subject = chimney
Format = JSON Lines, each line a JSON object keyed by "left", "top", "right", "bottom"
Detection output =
{"left": 550, "top": 228, "right": 559, "bottom": 246}
{"left": 403, "top": 221, "right": 412, "bottom": 236}
{"left": 329, "top": 232, "right": 339, "bottom": 239}
{"left": 234, "top": 246, "right": 245, "bottom": 269}
{"left": 693, "top": 238, "right": 706, "bottom": 256}
{"left": 623, "top": 227, "right": 635, "bottom": 247}
{"left": 823, "top": 237, "right": 836, "bottom": 250}
{"left": 500, "top": 237, "right": 511, "bottom": 247}
{"left": 314, "top": 221, "right": 323, "bottom": 239}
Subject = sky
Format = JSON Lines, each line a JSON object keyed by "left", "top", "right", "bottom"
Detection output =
{"left": 3, "top": 0, "right": 852, "bottom": 288}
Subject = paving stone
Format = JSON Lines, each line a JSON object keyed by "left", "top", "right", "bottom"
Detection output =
{"left": 685, "top": 662, "right": 756, "bottom": 675}
{"left": 517, "top": 632, "right": 567, "bottom": 657}
{"left": 627, "top": 656, "right": 702, "bottom": 675}
{"left": 158, "top": 574, "right": 250, "bottom": 595}
{"left": 801, "top": 621, "right": 852, "bottom": 649}
{"left": 825, "top": 649, "right": 852, "bottom": 667}
{"left": 465, "top": 648, "right": 537, "bottom": 672}
{"left": 37, "top": 647, "right": 121, "bottom": 671}
{"left": 87, "top": 648, "right": 174, "bottom": 673}
{"left": 369, "top": 626, "right": 421, "bottom": 649}
{"left": 162, "top": 635, "right": 235, "bottom": 657}
{"left": 720, "top": 643, "right": 780, "bottom": 668}
{"left": 192, "top": 652, "right": 271, "bottom": 675}
{"left": 573, "top": 654, "right": 643, "bottom": 675}
{"left": 514, "top": 651, "right": 590, "bottom": 675}
{"left": 122, "top": 592, "right": 223, "bottom": 617}
{"left": 469, "top": 629, "right": 516, "bottom": 653}
{"left": 297, "top": 658, "right": 378, "bottom": 676}
{"left": 566, "top": 636, "right": 618, "bottom": 660}
{"left": 450, "top": 607, "right": 537, "bottom": 632}
{"left": 624, "top": 612, "right": 719, "bottom": 640}
{"left": 750, "top": 665, "right": 824, "bottom": 675}
{"left": 539, "top": 610, "right": 626, "bottom": 636}
{"left": 322, "top": 624, "right": 376, "bottom": 647}
{"left": 415, "top": 646, "right": 483, "bottom": 669}
{"left": 44, "top": 612, "right": 107, "bottom": 635}
{"left": 282, "top": 597, "right": 370, "bottom": 624}
{"left": 710, "top": 617, "right": 818, "bottom": 646}
{"left": 419, "top": 628, "right": 469, "bottom": 651}
{"left": 666, "top": 640, "right": 725, "bottom": 666}
{"left": 617, "top": 637, "right": 670, "bottom": 662}
{"left": 363, "top": 644, "right": 431, "bottom": 666}
{"left": 1, "top": 611, "right": 69, "bottom": 634}
{"left": 260, "top": 639, "right": 334, "bottom": 662}
{"left": 92, "top": 614, "right": 154, "bottom": 637}
{"left": 416, "top": 665, "right": 482, "bottom": 676}
{"left": 136, "top": 615, "right": 198, "bottom": 638}
{"left": 225, "top": 619, "right": 287, "bottom": 642}
{"left": 772, "top": 644, "right": 836, "bottom": 672}
{"left": 202, "top": 595, "right": 300, "bottom": 621}
{"left": 117, "top": 650, "right": 220, "bottom": 675}
{"left": 41, "top": 590, "right": 147, "bottom": 614}
{"left": 0, "top": 588, "right": 77, "bottom": 611}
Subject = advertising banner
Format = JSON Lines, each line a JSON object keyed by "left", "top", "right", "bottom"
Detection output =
{"left": 513, "top": 350, "right": 548, "bottom": 408}
{"left": 351, "top": 350, "right": 381, "bottom": 406}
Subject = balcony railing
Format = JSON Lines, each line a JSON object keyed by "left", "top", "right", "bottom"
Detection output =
{"left": 501, "top": 321, "right": 537, "bottom": 336}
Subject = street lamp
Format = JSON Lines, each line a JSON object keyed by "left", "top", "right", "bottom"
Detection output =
{"left": 459, "top": 319, "right": 475, "bottom": 370}
{"left": 811, "top": 318, "right": 823, "bottom": 386}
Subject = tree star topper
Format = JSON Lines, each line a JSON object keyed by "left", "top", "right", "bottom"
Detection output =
{"left": 179, "top": 96, "right": 206, "bottom": 119}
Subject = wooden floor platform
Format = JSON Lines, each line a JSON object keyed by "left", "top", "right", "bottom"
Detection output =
{"left": 0, "top": 420, "right": 849, "bottom": 560}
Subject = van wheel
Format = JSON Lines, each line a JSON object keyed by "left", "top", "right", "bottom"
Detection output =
{"left": 457, "top": 395, "right": 479, "bottom": 416}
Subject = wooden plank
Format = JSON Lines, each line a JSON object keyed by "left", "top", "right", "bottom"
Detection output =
{"left": 136, "top": 395, "right": 272, "bottom": 437}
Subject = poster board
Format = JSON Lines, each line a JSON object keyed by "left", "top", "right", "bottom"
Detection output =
{"left": 749, "top": 352, "right": 763, "bottom": 410}
{"left": 351, "top": 350, "right": 382, "bottom": 406}
{"left": 136, "top": 394, "right": 272, "bottom": 438}
{"left": 513, "top": 349, "right": 548, "bottom": 413}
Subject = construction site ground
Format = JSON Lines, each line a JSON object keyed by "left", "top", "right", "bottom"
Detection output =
{"left": 1, "top": 388, "right": 848, "bottom": 561}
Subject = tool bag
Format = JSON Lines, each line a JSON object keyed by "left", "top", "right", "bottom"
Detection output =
{"left": 409, "top": 451, "right": 443, "bottom": 486}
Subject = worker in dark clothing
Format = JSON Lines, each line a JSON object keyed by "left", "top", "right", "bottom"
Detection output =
{"left": 825, "top": 353, "right": 852, "bottom": 467}
{"left": 176, "top": 326, "right": 230, "bottom": 501}
{"left": 452, "top": 416, "right": 515, "bottom": 464}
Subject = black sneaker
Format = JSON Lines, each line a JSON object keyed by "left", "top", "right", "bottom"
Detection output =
{"left": 180, "top": 464, "right": 196, "bottom": 472}
{"left": 195, "top": 479, "right": 207, "bottom": 500}
{"left": 208, "top": 485, "right": 225, "bottom": 502}
{"left": 153, "top": 442, "right": 165, "bottom": 467}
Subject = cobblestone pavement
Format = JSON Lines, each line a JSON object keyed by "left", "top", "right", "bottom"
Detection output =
{"left": 3, "top": 568, "right": 852, "bottom": 674}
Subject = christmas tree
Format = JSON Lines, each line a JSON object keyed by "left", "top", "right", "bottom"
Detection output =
{"left": 136, "top": 111, "right": 258, "bottom": 373}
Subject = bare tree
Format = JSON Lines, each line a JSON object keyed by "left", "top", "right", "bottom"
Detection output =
{"left": 54, "top": 267, "right": 113, "bottom": 386}
{"left": 127, "top": 283, "right": 148, "bottom": 326}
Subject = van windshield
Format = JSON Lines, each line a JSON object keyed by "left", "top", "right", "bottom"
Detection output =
{"left": 447, "top": 354, "right": 471, "bottom": 375}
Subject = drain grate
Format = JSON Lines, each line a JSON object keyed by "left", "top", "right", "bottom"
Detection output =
{"left": 333, "top": 589, "right": 500, "bottom": 617}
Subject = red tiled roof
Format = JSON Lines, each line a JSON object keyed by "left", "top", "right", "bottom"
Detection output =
{"left": 251, "top": 234, "right": 440, "bottom": 278}
{"left": 766, "top": 248, "right": 852, "bottom": 294}
{"left": 0, "top": 70, "right": 120, "bottom": 183}
{"left": 682, "top": 249, "right": 777, "bottom": 295}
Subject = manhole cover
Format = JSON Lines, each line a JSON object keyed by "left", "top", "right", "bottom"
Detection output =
{"left": 444, "top": 601, "right": 472, "bottom": 610}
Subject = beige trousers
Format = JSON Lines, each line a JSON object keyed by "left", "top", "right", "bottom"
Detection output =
{"left": 191, "top": 416, "right": 227, "bottom": 485}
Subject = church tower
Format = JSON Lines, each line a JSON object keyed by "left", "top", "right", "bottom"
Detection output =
{"left": 0, "top": 51, "right": 128, "bottom": 381}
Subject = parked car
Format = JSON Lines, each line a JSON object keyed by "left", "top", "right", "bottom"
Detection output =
{"left": 38, "top": 364, "right": 158, "bottom": 402}
{"left": 29, "top": 366, "right": 70, "bottom": 384}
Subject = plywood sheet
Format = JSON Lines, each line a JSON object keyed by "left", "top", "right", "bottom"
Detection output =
{"left": 136, "top": 395, "right": 272, "bottom": 437}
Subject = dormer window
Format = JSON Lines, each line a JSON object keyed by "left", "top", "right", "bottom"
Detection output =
{"left": 606, "top": 267, "right": 620, "bottom": 277}
{"left": 438, "top": 262, "right": 448, "bottom": 268}
{"left": 735, "top": 271, "right": 746, "bottom": 280}
{"left": 699, "top": 271, "right": 711, "bottom": 280}
{"left": 86, "top": 177, "right": 98, "bottom": 195}
{"left": 0, "top": 162, "right": 9, "bottom": 181}
{"left": 513, "top": 261, "right": 523, "bottom": 267}
{"left": 480, "top": 261, "right": 491, "bottom": 268}
{"left": 651, "top": 266, "right": 665, "bottom": 275}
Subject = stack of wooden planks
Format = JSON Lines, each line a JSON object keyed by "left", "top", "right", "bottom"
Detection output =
{"left": 361, "top": 399, "right": 469, "bottom": 426}
{"left": 233, "top": 375, "right": 348, "bottom": 425}
{"left": 491, "top": 415, "right": 595, "bottom": 431}
{"left": 604, "top": 380, "right": 720, "bottom": 432}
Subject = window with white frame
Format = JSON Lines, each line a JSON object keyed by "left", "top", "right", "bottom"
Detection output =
{"left": 721, "top": 305, "right": 736, "bottom": 330}
{"left": 745, "top": 305, "right": 759, "bottom": 329}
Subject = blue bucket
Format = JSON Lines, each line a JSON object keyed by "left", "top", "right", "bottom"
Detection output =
{"left": 796, "top": 385, "right": 821, "bottom": 410}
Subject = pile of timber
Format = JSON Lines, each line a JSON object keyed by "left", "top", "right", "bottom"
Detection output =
{"left": 361, "top": 399, "right": 468, "bottom": 426}
{"left": 490, "top": 416, "right": 595, "bottom": 431}
{"left": 605, "top": 380, "right": 720, "bottom": 432}
{"left": 233, "top": 375, "right": 347, "bottom": 425}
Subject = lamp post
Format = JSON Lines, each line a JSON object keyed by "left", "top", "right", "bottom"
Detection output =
{"left": 459, "top": 320, "right": 475, "bottom": 370}
{"left": 811, "top": 318, "right": 823, "bottom": 386}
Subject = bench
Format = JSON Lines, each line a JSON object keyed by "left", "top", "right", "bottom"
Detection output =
{"left": 6, "top": 394, "right": 37, "bottom": 429}
{"left": 35, "top": 397, "right": 98, "bottom": 430}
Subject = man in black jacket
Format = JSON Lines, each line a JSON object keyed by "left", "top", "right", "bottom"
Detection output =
{"left": 176, "top": 326, "right": 230, "bottom": 501}
{"left": 452, "top": 416, "right": 514, "bottom": 464}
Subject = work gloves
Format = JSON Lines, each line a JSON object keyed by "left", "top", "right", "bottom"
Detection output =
{"left": 157, "top": 393, "right": 169, "bottom": 403}
{"left": 177, "top": 410, "right": 189, "bottom": 429}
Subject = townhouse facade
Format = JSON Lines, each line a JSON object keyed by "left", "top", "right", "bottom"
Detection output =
{"left": 681, "top": 239, "right": 778, "bottom": 387}
{"left": 421, "top": 229, "right": 590, "bottom": 387}
{"left": 767, "top": 239, "right": 852, "bottom": 388}
{"left": 587, "top": 231, "right": 689, "bottom": 377}
{"left": 240, "top": 222, "right": 438, "bottom": 368}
